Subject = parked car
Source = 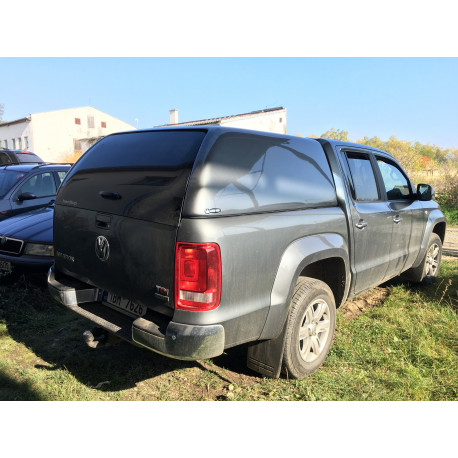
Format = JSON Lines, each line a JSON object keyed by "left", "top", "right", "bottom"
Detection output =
{"left": 0, "top": 202, "right": 54, "bottom": 276}
{"left": 48, "top": 127, "right": 445, "bottom": 379}
{"left": 0, "top": 163, "right": 71, "bottom": 221}
{"left": 0, "top": 148, "right": 44, "bottom": 165}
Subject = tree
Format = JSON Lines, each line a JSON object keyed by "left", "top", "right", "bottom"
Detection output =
{"left": 320, "top": 128, "right": 348, "bottom": 141}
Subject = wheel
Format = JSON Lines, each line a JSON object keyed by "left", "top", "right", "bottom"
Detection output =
{"left": 402, "top": 233, "right": 442, "bottom": 284}
{"left": 282, "top": 277, "right": 336, "bottom": 379}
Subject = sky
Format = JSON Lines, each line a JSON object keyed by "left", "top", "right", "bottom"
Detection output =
{"left": 1, "top": 57, "right": 457, "bottom": 150}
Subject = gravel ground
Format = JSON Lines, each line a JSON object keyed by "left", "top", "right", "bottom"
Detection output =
{"left": 443, "top": 227, "right": 458, "bottom": 260}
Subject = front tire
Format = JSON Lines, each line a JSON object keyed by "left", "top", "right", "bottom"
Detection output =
{"left": 282, "top": 277, "right": 336, "bottom": 379}
{"left": 402, "top": 233, "right": 442, "bottom": 284}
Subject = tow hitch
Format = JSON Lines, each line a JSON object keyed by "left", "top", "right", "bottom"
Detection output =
{"left": 83, "top": 327, "right": 121, "bottom": 349}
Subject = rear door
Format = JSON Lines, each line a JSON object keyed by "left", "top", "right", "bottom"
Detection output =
{"left": 54, "top": 129, "right": 207, "bottom": 310}
{"left": 340, "top": 150, "right": 393, "bottom": 294}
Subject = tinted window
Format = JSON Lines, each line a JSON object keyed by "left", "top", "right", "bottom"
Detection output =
{"left": 0, "top": 152, "right": 11, "bottom": 165}
{"left": 189, "top": 133, "right": 336, "bottom": 215}
{"left": 0, "top": 170, "right": 26, "bottom": 198}
{"left": 346, "top": 153, "right": 379, "bottom": 201}
{"left": 66, "top": 130, "right": 206, "bottom": 177}
{"left": 376, "top": 157, "right": 412, "bottom": 200}
{"left": 16, "top": 152, "right": 43, "bottom": 163}
{"left": 19, "top": 172, "right": 56, "bottom": 197}
{"left": 57, "top": 130, "right": 207, "bottom": 226}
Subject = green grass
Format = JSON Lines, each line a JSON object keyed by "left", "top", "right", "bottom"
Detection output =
{"left": 0, "top": 262, "right": 457, "bottom": 401}
{"left": 441, "top": 204, "right": 458, "bottom": 227}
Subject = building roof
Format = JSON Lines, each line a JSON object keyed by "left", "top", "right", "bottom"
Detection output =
{"left": 157, "top": 107, "right": 285, "bottom": 127}
{"left": 0, "top": 117, "right": 31, "bottom": 127}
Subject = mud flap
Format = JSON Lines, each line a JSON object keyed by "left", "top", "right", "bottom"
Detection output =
{"left": 246, "top": 323, "right": 287, "bottom": 378}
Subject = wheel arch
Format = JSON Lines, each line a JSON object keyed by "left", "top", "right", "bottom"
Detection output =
{"left": 259, "top": 233, "right": 350, "bottom": 341}
{"left": 411, "top": 210, "right": 446, "bottom": 269}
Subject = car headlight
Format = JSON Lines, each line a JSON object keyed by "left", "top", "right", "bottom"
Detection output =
{"left": 23, "top": 243, "right": 54, "bottom": 257}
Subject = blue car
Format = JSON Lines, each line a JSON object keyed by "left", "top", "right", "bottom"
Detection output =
{"left": 0, "top": 203, "right": 54, "bottom": 276}
{"left": 0, "top": 163, "right": 70, "bottom": 221}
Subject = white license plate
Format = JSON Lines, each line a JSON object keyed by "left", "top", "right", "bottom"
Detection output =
{"left": 103, "top": 291, "right": 146, "bottom": 317}
{"left": 0, "top": 260, "right": 12, "bottom": 273}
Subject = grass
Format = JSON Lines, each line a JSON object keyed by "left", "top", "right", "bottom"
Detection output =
{"left": 0, "top": 261, "right": 457, "bottom": 401}
{"left": 442, "top": 204, "right": 458, "bottom": 227}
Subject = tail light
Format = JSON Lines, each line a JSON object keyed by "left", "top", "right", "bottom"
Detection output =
{"left": 175, "top": 242, "right": 221, "bottom": 311}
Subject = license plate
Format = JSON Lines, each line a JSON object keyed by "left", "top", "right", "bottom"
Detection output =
{"left": 0, "top": 260, "right": 12, "bottom": 273}
{"left": 102, "top": 291, "right": 146, "bottom": 317}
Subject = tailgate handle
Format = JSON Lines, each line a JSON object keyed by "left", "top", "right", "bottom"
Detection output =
{"left": 99, "top": 190, "right": 122, "bottom": 200}
{"left": 96, "top": 213, "right": 112, "bottom": 229}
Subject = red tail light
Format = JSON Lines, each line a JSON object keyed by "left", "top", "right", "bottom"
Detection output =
{"left": 175, "top": 242, "right": 221, "bottom": 311}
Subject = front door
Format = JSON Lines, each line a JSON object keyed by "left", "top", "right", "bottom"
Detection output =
{"left": 374, "top": 156, "right": 424, "bottom": 277}
{"left": 11, "top": 171, "right": 57, "bottom": 216}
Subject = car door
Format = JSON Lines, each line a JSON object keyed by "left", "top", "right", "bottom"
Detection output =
{"left": 10, "top": 171, "right": 57, "bottom": 216}
{"left": 374, "top": 155, "right": 425, "bottom": 277}
{"left": 340, "top": 150, "right": 393, "bottom": 295}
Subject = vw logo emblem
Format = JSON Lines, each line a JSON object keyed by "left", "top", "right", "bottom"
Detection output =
{"left": 95, "top": 235, "right": 110, "bottom": 261}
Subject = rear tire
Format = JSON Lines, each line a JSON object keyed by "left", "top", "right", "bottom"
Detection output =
{"left": 282, "top": 277, "right": 336, "bottom": 379}
{"left": 402, "top": 233, "right": 442, "bottom": 284}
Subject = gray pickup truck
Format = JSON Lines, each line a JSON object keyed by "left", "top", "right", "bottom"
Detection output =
{"left": 48, "top": 127, "right": 446, "bottom": 378}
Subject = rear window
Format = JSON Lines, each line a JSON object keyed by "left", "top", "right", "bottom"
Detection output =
{"left": 16, "top": 152, "right": 43, "bottom": 163}
{"left": 0, "top": 170, "right": 26, "bottom": 198}
{"left": 66, "top": 130, "right": 206, "bottom": 177}
{"left": 57, "top": 130, "right": 207, "bottom": 226}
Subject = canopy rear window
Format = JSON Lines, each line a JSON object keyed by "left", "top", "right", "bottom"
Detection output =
{"left": 65, "top": 130, "right": 206, "bottom": 178}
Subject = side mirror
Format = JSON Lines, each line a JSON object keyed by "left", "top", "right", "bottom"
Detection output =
{"left": 17, "top": 192, "right": 37, "bottom": 201}
{"left": 417, "top": 184, "right": 434, "bottom": 201}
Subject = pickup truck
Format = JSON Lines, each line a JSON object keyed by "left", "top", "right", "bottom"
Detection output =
{"left": 48, "top": 127, "right": 446, "bottom": 379}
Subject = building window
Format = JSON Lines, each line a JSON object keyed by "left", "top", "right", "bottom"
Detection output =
{"left": 4, "top": 140, "right": 8, "bottom": 148}
{"left": 279, "top": 118, "right": 282, "bottom": 123}
{"left": 18, "top": 138, "right": 22, "bottom": 149}
{"left": 24, "top": 137, "right": 29, "bottom": 149}
{"left": 87, "top": 116, "right": 95, "bottom": 129}
{"left": 75, "top": 118, "right": 81, "bottom": 125}
{"left": 12, "top": 139, "right": 16, "bottom": 149}
{"left": 101, "top": 121, "right": 107, "bottom": 128}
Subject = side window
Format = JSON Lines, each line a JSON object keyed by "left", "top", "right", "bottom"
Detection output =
{"left": 0, "top": 152, "right": 10, "bottom": 164}
{"left": 55, "top": 171, "right": 68, "bottom": 187}
{"left": 19, "top": 172, "right": 57, "bottom": 197}
{"left": 346, "top": 153, "right": 380, "bottom": 201}
{"left": 376, "top": 157, "right": 412, "bottom": 200}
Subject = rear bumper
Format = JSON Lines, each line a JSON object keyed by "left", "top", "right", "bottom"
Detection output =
{"left": 47, "top": 266, "right": 225, "bottom": 361}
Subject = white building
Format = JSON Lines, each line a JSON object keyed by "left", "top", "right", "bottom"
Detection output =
{"left": 0, "top": 106, "right": 136, "bottom": 162}
{"left": 160, "top": 107, "right": 287, "bottom": 134}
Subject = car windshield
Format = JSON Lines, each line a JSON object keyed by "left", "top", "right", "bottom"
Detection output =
{"left": 0, "top": 170, "right": 26, "bottom": 198}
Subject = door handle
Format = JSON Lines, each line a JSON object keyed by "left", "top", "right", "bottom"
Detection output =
{"left": 99, "top": 190, "right": 122, "bottom": 200}
{"left": 393, "top": 215, "right": 402, "bottom": 224}
{"left": 355, "top": 220, "right": 368, "bottom": 229}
